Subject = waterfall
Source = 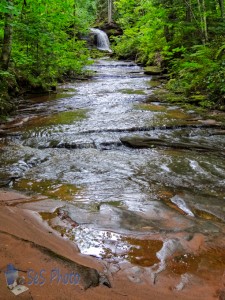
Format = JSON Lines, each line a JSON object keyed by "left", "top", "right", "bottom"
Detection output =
{"left": 90, "top": 28, "right": 112, "bottom": 53}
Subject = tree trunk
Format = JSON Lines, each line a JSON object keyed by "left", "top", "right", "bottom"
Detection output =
{"left": 108, "top": 0, "right": 112, "bottom": 24}
{"left": 0, "top": 0, "right": 13, "bottom": 71}
{"left": 218, "top": 0, "right": 225, "bottom": 20}
{"left": 202, "top": 0, "right": 208, "bottom": 42}
{"left": 185, "top": 0, "right": 192, "bottom": 22}
{"left": 197, "top": 0, "right": 208, "bottom": 44}
{"left": 73, "top": 0, "right": 76, "bottom": 48}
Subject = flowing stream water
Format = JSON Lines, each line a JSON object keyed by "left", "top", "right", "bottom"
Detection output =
{"left": 1, "top": 58, "right": 225, "bottom": 290}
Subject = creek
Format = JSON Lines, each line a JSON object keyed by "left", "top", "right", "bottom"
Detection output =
{"left": 1, "top": 57, "right": 225, "bottom": 288}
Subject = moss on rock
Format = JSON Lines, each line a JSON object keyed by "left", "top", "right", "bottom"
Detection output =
{"left": 144, "top": 66, "right": 162, "bottom": 75}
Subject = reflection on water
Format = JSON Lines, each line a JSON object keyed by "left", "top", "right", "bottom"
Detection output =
{"left": 74, "top": 227, "right": 163, "bottom": 267}
{"left": 1, "top": 58, "right": 225, "bottom": 291}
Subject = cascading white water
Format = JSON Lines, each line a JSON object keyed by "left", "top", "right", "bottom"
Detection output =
{"left": 90, "top": 28, "right": 112, "bottom": 53}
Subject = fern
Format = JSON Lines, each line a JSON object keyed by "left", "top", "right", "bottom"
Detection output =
{"left": 215, "top": 44, "right": 225, "bottom": 60}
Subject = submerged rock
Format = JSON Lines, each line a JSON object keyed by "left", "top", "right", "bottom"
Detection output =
{"left": 120, "top": 136, "right": 220, "bottom": 152}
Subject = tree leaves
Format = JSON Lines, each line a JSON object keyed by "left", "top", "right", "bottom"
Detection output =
{"left": 0, "top": 0, "right": 96, "bottom": 90}
{"left": 114, "top": 0, "right": 225, "bottom": 104}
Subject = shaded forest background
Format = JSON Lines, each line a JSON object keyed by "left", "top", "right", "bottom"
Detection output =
{"left": 1, "top": 0, "right": 225, "bottom": 116}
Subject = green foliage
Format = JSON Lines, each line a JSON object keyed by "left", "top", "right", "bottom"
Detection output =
{"left": 114, "top": 0, "right": 165, "bottom": 64}
{"left": 207, "top": 60, "right": 225, "bottom": 96}
{"left": 167, "top": 44, "right": 225, "bottom": 106}
{"left": 0, "top": 0, "right": 97, "bottom": 109}
{"left": 215, "top": 44, "right": 225, "bottom": 60}
{"left": 96, "top": 0, "right": 108, "bottom": 22}
{"left": 113, "top": 0, "right": 225, "bottom": 108}
{"left": 113, "top": 0, "right": 166, "bottom": 63}
{"left": 113, "top": 33, "right": 139, "bottom": 59}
